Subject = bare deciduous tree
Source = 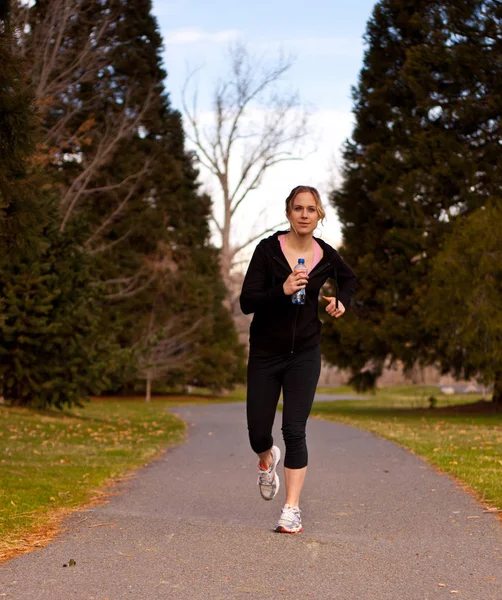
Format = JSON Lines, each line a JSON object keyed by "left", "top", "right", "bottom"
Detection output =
{"left": 11, "top": 0, "right": 153, "bottom": 274}
{"left": 182, "top": 43, "right": 311, "bottom": 301}
{"left": 137, "top": 310, "right": 201, "bottom": 402}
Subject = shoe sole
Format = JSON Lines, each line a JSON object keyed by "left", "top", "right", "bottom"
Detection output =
{"left": 275, "top": 525, "right": 302, "bottom": 534}
{"left": 259, "top": 473, "right": 280, "bottom": 501}
{"left": 258, "top": 446, "right": 281, "bottom": 501}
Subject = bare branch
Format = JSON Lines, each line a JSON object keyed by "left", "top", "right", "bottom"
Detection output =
{"left": 230, "top": 220, "right": 289, "bottom": 259}
{"left": 24, "top": 0, "right": 112, "bottom": 106}
{"left": 105, "top": 272, "right": 157, "bottom": 302}
{"left": 210, "top": 214, "right": 224, "bottom": 236}
{"left": 223, "top": 44, "right": 293, "bottom": 162}
{"left": 84, "top": 160, "right": 151, "bottom": 250}
{"left": 182, "top": 67, "right": 222, "bottom": 175}
{"left": 180, "top": 42, "right": 311, "bottom": 299}
{"left": 85, "top": 229, "right": 134, "bottom": 256}
{"left": 231, "top": 156, "right": 302, "bottom": 217}
{"left": 82, "top": 166, "right": 149, "bottom": 195}
{"left": 59, "top": 88, "right": 154, "bottom": 231}
{"left": 101, "top": 276, "right": 137, "bottom": 286}
{"left": 138, "top": 317, "right": 203, "bottom": 382}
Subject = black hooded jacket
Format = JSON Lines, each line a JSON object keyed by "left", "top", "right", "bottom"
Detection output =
{"left": 240, "top": 231, "right": 357, "bottom": 355}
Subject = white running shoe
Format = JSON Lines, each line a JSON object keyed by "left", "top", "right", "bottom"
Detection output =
{"left": 275, "top": 504, "right": 302, "bottom": 534}
{"left": 257, "top": 445, "right": 281, "bottom": 501}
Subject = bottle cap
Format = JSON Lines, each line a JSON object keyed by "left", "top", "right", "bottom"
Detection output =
{"left": 298, "top": 258, "right": 305, "bottom": 264}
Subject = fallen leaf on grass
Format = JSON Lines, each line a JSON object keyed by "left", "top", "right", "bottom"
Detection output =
{"left": 438, "top": 583, "right": 445, "bottom": 587}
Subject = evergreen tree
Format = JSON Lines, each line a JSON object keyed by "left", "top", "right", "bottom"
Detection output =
{"left": 0, "top": 12, "right": 45, "bottom": 256}
{"left": 0, "top": 220, "right": 122, "bottom": 408}
{"left": 0, "top": 1, "right": 10, "bottom": 21}
{"left": 426, "top": 203, "right": 502, "bottom": 403}
{"left": 0, "top": 7, "right": 122, "bottom": 408}
{"left": 323, "top": 0, "right": 502, "bottom": 393}
{"left": 1, "top": 6, "right": 49, "bottom": 334}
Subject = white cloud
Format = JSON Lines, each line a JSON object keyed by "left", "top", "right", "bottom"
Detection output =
{"left": 166, "top": 27, "right": 240, "bottom": 45}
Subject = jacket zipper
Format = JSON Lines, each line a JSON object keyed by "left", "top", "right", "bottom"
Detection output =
{"left": 273, "top": 254, "right": 335, "bottom": 352}
{"left": 273, "top": 255, "right": 292, "bottom": 273}
{"left": 273, "top": 255, "right": 297, "bottom": 352}
{"left": 309, "top": 260, "right": 331, "bottom": 277}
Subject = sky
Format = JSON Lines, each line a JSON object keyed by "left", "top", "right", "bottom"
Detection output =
{"left": 152, "top": 0, "right": 378, "bottom": 260}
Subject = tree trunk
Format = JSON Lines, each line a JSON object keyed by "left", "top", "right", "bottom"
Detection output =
{"left": 145, "top": 374, "right": 152, "bottom": 403}
{"left": 492, "top": 376, "right": 502, "bottom": 404}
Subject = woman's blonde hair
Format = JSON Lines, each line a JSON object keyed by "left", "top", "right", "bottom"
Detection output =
{"left": 285, "top": 185, "right": 326, "bottom": 222}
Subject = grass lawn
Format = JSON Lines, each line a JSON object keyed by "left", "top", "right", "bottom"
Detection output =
{"left": 0, "top": 397, "right": 188, "bottom": 561}
{"left": 312, "top": 386, "right": 502, "bottom": 512}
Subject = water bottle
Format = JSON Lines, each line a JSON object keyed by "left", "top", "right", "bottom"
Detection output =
{"left": 292, "top": 258, "right": 307, "bottom": 305}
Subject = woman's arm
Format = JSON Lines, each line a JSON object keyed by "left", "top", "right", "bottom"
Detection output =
{"left": 239, "top": 245, "right": 286, "bottom": 315}
{"left": 333, "top": 251, "right": 357, "bottom": 309}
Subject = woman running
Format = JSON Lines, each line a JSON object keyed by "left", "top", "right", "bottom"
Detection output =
{"left": 239, "top": 185, "right": 356, "bottom": 533}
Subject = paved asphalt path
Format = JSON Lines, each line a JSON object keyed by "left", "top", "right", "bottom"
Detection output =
{"left": 1, "top": 401, "right": 501, "bottom": 600}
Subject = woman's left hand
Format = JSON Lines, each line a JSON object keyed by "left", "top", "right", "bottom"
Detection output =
{"left": 322, "top": 296, "right": 345, "bottom": 318}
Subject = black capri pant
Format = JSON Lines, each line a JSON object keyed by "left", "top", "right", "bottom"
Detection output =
{"left": 246, "top": 345, "right": 321, "bottom": 469}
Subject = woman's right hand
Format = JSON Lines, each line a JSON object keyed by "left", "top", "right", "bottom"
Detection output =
{"left": 283, "top": 271, "right": 309, "bottom": 296}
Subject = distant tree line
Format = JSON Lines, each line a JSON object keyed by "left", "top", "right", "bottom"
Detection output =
{"left": 0, "top": 0, "right": 245, "bottom": 409}
{"left": 322, "top": 0, "right": 502, "bottom": 402}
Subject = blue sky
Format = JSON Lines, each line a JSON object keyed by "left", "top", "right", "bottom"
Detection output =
{"left": 152, "top": 0, "right": 378, "bottom": 251}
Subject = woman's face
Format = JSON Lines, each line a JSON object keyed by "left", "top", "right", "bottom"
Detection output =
{"left": 288, "top": 191, "right": 320, "bottom": 235}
